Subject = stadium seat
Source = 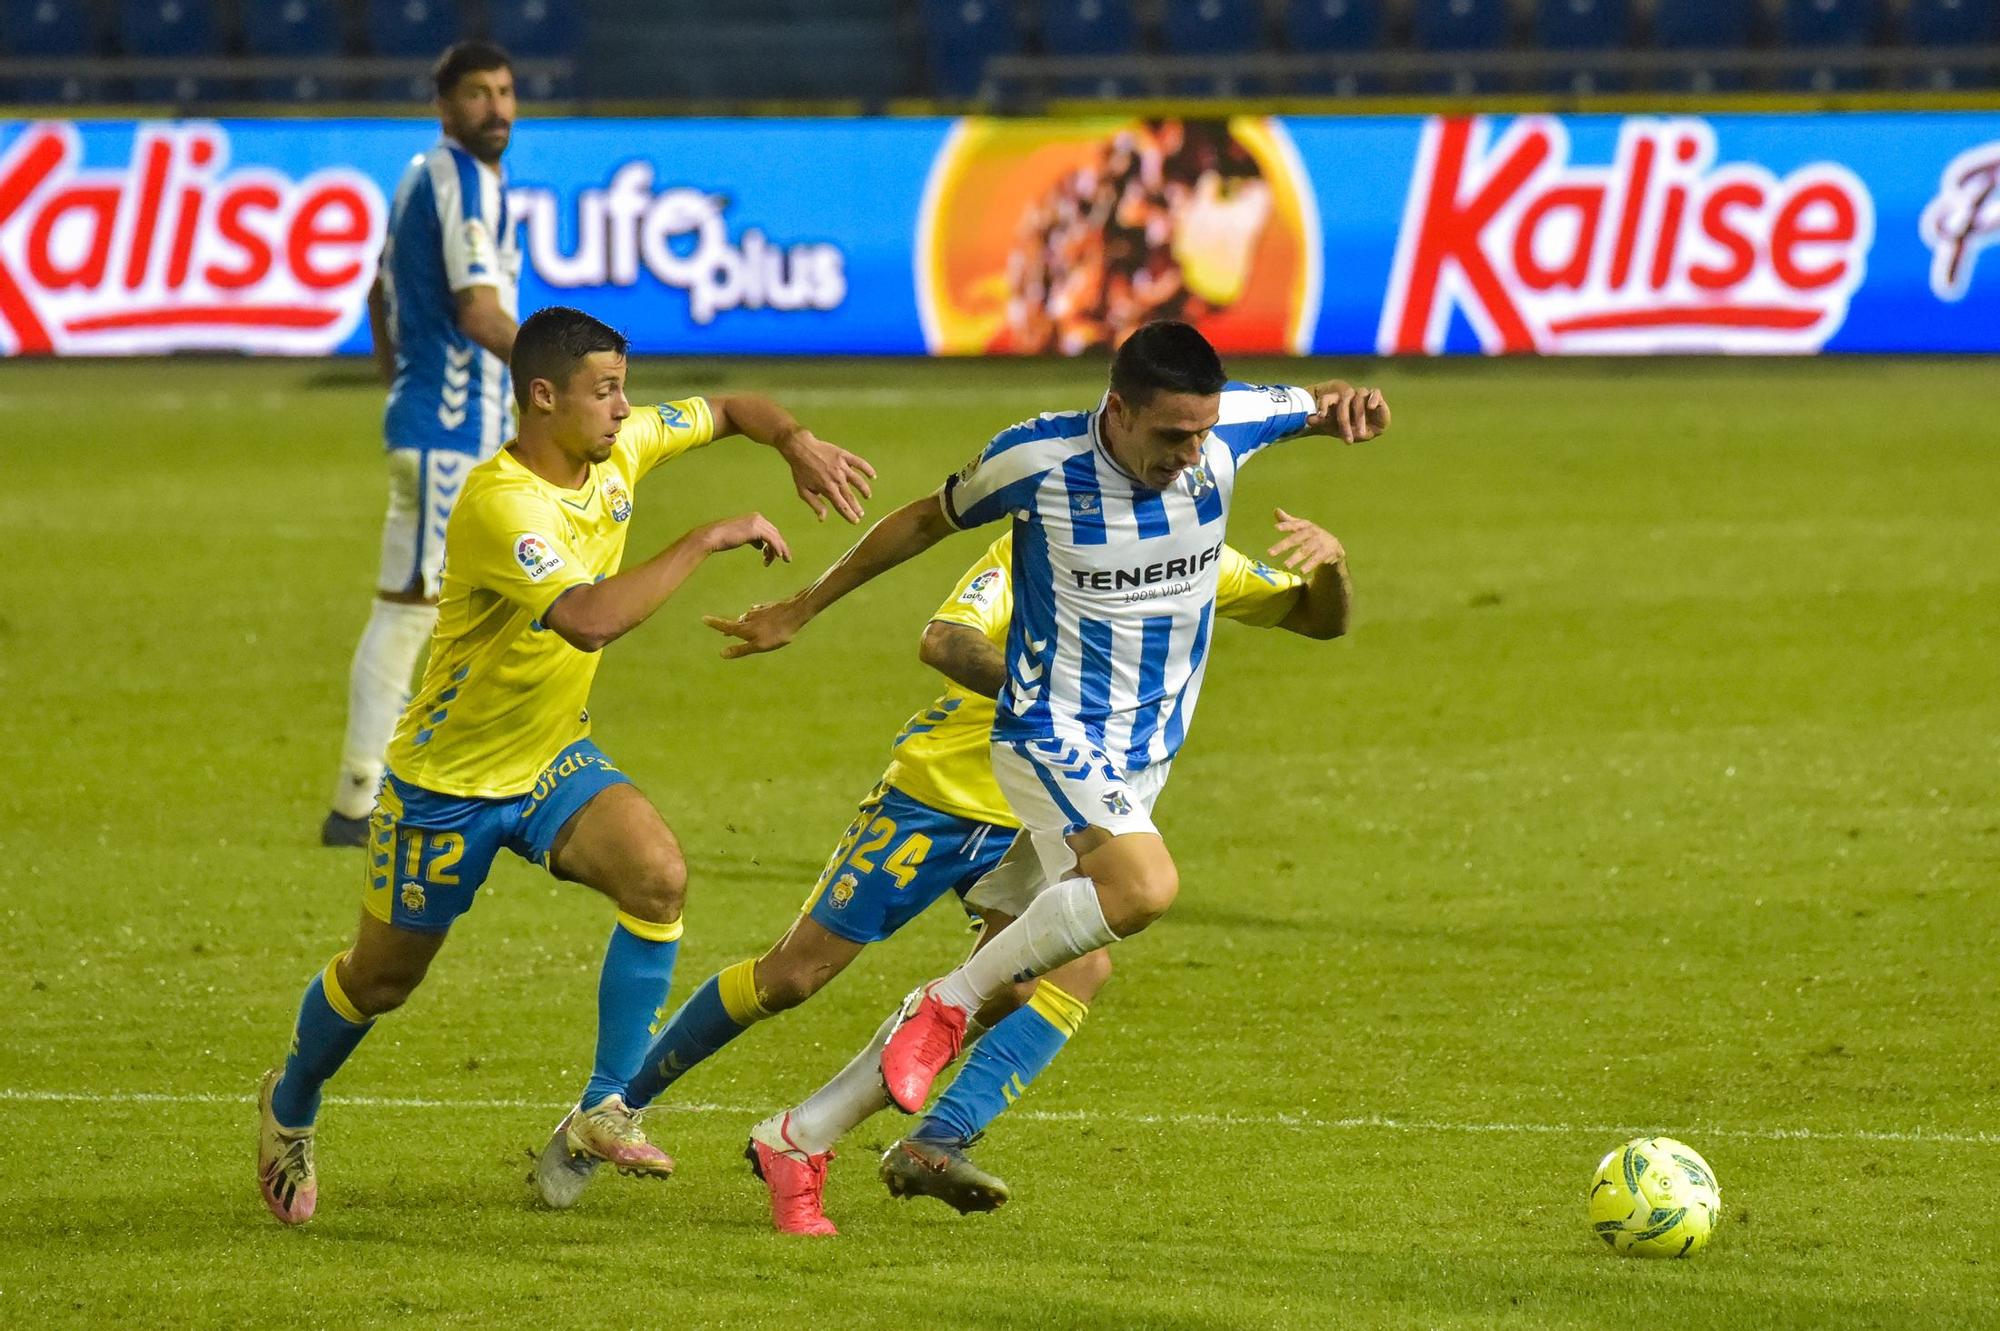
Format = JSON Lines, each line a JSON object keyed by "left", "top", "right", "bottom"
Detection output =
{"left": 1283, "top": 0, "right": 1386, "bottom": 95}
{"left": 1900, "top": 0, "right": 1999, "bottom": 90}
{"left": 117, "top": 0, "right": 225, "bottom": 103}
{"left": 922, "top": 0, "right": 1023, "bottom": 98}
{"left": 0, "top": 0, "right": 101, "bottom": 103}
{"left": 1651, "top": 0, "right": 1755, "bottom": 91}
{"left": 1039, "top": 0, "right": 1141, "bottom": 97}
{"left": 486, "top": 0, "right": 582, "bottom": 98}
{"left": 1411, "top": 0, "right": 1512, "bottom": 94}
{"left": 1161, "top": 1, "right": 1266, "bottom": 95}
{"left": 1780, "top": 0, "right": 1879, "bottom": 91}
{"left": 366, "top": 0, "right": 467, "bottom": 99}
{"left": 1535, "top": 0, "right": 1632, "bottom": 94}
{"left": 243, "top": 0, "right": 348, "bottom": 102}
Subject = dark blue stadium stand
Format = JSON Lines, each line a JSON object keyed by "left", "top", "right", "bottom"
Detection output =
{"left": 487, "top": 0, "right": 581, "bottom": 98}
{"left": 243, "top": 0, "right": 347, "bottom": 102}
{"left": 1535, "top": 0, "right": 1632, "bottom": 93}
{"left": 1900, "top": 0, "right": 1998, "bottom": 88}
{"left": 1040, "top": 0, "right": 1142, "bottom": 96}
{"left": 2, "top": 0, "right": 100, "bottom": 103}
{"left": 366, "top": 0, "right": 466, "bottom": 99}
{"left": 1283, "top": 0, "right": 1385, "bottom": 95}
{"left": 118, "top": 0, "right": 223, "bottom": 102}
{"left": 1780, "top": 0, "right": 1878, "bottom": 90}
{"left": 922, "top": 0, "right": 1023, "bottom": 98}
{"left": 1412, "top": 0, "right": 1512, "bottom": 94}
{"left": 1161, "top": 0, "right": 1266, "bottom": 94}
{"left": 1651, "top": 0, "right": 1755, "bottom": 91}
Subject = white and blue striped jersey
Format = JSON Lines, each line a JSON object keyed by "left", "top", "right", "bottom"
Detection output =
{"left": 942, "top": 381, "right": 1317, "bottom": 772}
{"left": 380, "top": 139, "right": 520, "bottom": 456}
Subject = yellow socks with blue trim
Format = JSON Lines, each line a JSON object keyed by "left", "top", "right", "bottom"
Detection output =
{"left": 623, "top": 957, "right": 770, "bottom": 1110}
{"left": 581, "top": 912, "right": 682, "bottom": 1108}
{"left": 912, "top": 982, "right": 1089, "bottom": 1145}
{"left": 269, "top": 953, "right": 375, "bottom": 1129}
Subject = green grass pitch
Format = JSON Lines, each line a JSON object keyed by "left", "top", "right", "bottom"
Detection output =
{"left": 0, "top": 354, "right": 1994, "bottom": 1330}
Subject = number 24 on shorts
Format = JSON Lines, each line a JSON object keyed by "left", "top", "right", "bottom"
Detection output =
{"left": 846, "top": 815, "right": 931, "bottom": 890}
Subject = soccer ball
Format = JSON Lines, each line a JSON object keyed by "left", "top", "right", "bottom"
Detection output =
{"left": 1588, "top": 1136, "right": 1722, "bottom": 1258}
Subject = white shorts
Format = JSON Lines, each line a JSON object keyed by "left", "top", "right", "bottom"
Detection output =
{"left": 969, "top": 737, "right": 1172, "bottom": 916}
{"left": 375, "top": 448, "right": 477, "bottom": 598}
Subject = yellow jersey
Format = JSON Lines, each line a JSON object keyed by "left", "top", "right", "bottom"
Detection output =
{"left": 385, "top": 398, "right": 716, "bottom": 798}
{"left": 882, "top": 534, "right": 1305, "bottom": 827}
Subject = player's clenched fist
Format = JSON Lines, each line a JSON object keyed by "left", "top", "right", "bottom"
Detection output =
{"left": 1304, "top": 381, "right": 1390, "bottom": 444}
{"left": 779, "top": 428, "right": 878, "bottom": 524}
{"left": 704, "top": 600, "right": 807, "bottom": 659}
{"left": 698, "top": 512, "right": 792, "bottom": 566}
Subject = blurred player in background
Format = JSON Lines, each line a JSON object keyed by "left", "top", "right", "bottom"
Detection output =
{"left": 708, "top": 322, "right": 1388, "bottom": 1177}
{"left": 323, "top": 41, "right": 525, "bottom": 846}
{"left": 535, "top": 513, "right": 1350, "bottom": 1231}
{"left": 258, "top": 307, "right": 876, "bottom": 1226}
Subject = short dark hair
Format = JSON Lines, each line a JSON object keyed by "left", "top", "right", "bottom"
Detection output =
{"left": 434, "top": 40, "right": 513, "bottom": 97}
{"left": 1109, "top": 321, "right": 1228, "bottom": 406}
{"left": 511, "top": 307, "right": 628, "bottom": 407}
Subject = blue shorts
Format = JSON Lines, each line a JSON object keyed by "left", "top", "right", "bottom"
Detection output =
{"left": 364, "top": 739, "right": 632, "bottom": 933}
{"left": 801, "top": 782, "right": 1017, "bottom": 944}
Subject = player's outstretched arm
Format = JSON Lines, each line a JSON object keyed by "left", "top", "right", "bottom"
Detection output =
{"left": 545, "top": 513, "right": 790, "bottom": 653}
{"left": 705, "top": 491, "right": 958, "bottom": 659}
{"left": 918, "top": 621, "right": 1006, "bottom": 699}
{"left": 453, "top": 285, "right": 517, "bottom": 358}
{"left": 366, "top": 274, "right": 396, "bottom": 386}
{"left": 1300, "top": 379, "right": 1391, "bottom": 444}
{"left": 709, "top": 393, "right": 878, "bottom": 524}
{"left": 1267, "top": 508, "right": 1353, "bottom": 641}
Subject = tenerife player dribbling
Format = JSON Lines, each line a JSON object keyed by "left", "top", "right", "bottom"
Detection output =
{"left": 255, "top": 307, "right": 876, "bottom": 1226}
{"left": 709, "top": 321, "right": 1390, "bottom": 1128}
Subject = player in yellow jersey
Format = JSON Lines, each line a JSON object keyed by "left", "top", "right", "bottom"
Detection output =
{"left": 256, "top": 306, "right": 876, "bottom": 1226}
{"left": 551, "top": 510, "right": 1350, "bottom": 1232}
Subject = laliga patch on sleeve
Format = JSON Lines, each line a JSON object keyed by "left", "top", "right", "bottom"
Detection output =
{"left": 461, "top": 219, "right": 496, "bottom": 265}
{"left": 514, "top": 533, "right": 566, "bottom": 582}
{"left": 958, "top": 567, "right": 1006, "bottom": 608}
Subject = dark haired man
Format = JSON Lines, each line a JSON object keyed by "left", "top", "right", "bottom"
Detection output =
{"left": 258, "top": 307, "right": 876, "bottom": 1226}
{"left": 322, "top": 41, "right": 526, "bottom": 847}
{"left": 708, "top": 322, "right": 1388, "bottom": 1192}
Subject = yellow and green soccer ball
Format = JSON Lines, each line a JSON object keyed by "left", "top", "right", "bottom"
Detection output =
{"left": 1588, "top": 1137, "right": 1722, "bottom": 1258}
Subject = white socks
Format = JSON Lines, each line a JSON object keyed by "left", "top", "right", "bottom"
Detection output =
{"left": 780, "top": 1012, "right": 899, "bottom": 1154}
{"left": 932, "top": 876, "right": 1118, "bottom": 1013}
{"left": 331, "top": 599, "right": 436, "bottom": 817}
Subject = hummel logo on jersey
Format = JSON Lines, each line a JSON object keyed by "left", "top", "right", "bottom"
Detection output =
{"left": 1072, "top": 540, "right": 1223, "bottom": 591}
{"left": 1071, "top": 491, "right": 1101, "bottom": 515}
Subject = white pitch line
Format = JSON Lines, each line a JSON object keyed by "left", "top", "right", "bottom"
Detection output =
{"left": 1, "top": 1088, "right": 1992, "bottom": 1147}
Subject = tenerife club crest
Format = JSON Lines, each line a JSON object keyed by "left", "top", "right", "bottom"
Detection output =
{"left": 1183, "top": 464, "right": 1215, "bottom": 499}
{"left": 1101, "top": 789, "right": 1133, "bottom": 818}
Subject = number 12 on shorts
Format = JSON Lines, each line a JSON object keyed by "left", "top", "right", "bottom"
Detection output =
{"left": 397, "top": 828, "right": 465, "bottom": 885}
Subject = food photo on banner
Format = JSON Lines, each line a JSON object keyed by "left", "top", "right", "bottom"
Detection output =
{"left": 0, "top": 113, "right": 1994, "bottom": 358}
